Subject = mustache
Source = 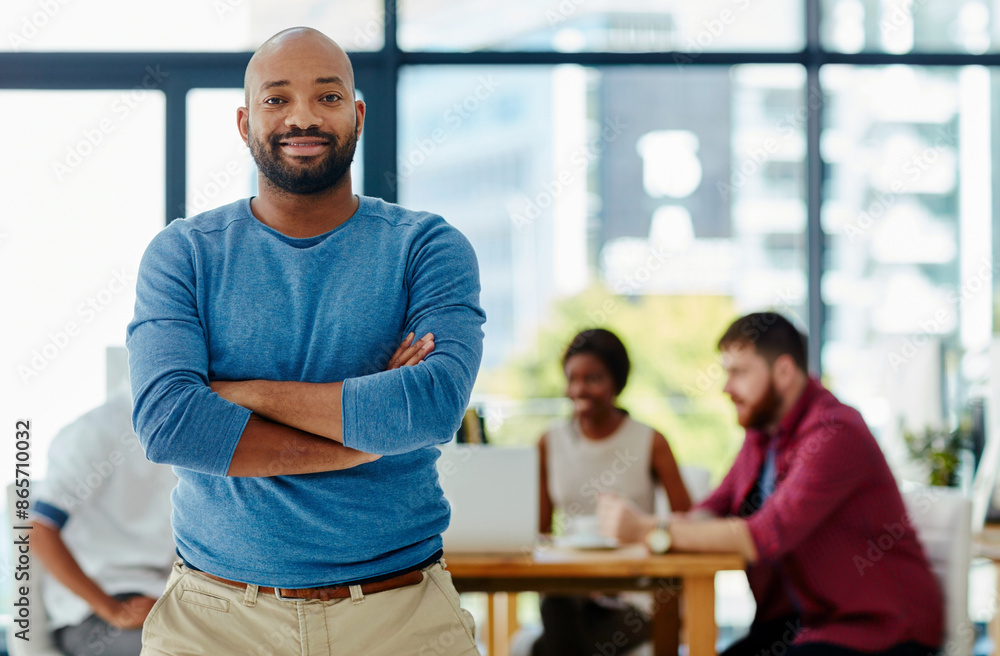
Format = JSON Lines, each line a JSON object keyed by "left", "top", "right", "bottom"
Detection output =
{"left": 270, "top": 129, "right": 339, "bottom": 145}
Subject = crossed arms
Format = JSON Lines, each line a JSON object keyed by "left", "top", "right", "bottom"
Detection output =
{"left": 218, "top": 334, "right": 434, "bottom": 476}
{"left": 127, "top": 220, "right": 485, "bottom": 479}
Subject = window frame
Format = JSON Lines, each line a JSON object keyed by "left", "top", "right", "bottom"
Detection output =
{"left": 4, "top": 0, "right": 1000, "bottom": 373}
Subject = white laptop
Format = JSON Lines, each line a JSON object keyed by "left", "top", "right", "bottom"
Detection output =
{"left": 436, "top": 444, "right": 539, "bottom": 554}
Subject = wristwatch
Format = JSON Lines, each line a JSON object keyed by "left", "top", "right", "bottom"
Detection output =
{"left": 645, "top": 518, "right": 672, "bottom": 554}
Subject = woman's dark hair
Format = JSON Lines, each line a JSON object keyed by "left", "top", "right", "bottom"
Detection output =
{"left": 562, "top": 328, "right": 630, "bottom": 395}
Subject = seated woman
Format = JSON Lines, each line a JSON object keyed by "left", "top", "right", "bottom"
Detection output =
{"left": 533, "top": 328, "right": 691, "bottom": 656}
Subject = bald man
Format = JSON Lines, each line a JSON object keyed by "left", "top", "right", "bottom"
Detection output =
{"left": 127, "top": 27, "right": 485, "bottom": 655}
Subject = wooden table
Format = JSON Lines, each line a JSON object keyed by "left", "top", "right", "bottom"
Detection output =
{"left": 445, "top": 546, "right": 744, "bottom": 656}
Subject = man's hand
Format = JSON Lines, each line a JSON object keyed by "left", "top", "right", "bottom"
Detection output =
{"left": 387, "top": 332, "right": 434, "bottom": 370}
{"left": 598, "top": 493, "right": 656, "bottom": 544}
{"left": 600, "top": 500, "right": 759, "bottom": 561}
{"left": 96, "top": 595, "right": 158, "bottom": 630}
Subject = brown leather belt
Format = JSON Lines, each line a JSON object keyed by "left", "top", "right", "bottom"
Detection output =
{"left": 197, "top": 568, "right": 425, "bottom": 601}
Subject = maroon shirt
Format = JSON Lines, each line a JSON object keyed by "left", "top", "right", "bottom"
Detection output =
{"left": 698, "top": 378, "right": 943, "bottom": 650}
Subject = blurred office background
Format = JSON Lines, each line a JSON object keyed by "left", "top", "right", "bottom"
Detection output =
{"left": 1, "top": 0, "right": 999, "bottom": 651}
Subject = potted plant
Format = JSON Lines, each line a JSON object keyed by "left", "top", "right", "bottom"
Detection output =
{"left": 902, "top": 424, "right": 971, "bottom": 488}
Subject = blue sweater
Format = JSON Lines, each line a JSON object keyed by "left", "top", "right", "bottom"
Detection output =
{"left": 126, "top": 196, "right": 485, "bottom": 587}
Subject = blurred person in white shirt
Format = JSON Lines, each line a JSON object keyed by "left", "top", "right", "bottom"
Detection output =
{"left": 30, "top": 390, "right": 176, "bottom": 656}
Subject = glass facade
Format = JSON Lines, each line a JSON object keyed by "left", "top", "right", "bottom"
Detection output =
{"left": 822, "top": 0, "right": 1000, "bottom": 54}
{"left": 400, "top": 0, "right": 804, "bottom": 52}
{"left": 399, "top": 64, "right": 808, "bottom": 473}
{"left": 0, "top": 0, "right": 384, "bottom": 51}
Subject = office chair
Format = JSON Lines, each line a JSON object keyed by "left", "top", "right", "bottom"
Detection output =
{"left": 902, "top": 485, "right": 974, "bottom": 656}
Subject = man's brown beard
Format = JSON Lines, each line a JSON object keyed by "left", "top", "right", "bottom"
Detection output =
{"left": 742, "top": 377, "right": 782, "bottom": 430}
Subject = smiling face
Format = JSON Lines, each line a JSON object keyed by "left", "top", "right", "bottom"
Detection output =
{"left": 564, "top": 352, "right": 618, "bottom": 420}
{"left": 238, "top": 29, "right": 365, "bottom": 195}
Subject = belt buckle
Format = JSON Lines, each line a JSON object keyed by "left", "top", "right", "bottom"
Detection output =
{"left": 275, "top": 587, "right": 300, "bottom": 601}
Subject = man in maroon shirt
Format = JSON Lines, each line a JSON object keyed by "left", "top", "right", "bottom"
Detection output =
{"left": 599, "top": 312, "right": 943, "bottom": 656}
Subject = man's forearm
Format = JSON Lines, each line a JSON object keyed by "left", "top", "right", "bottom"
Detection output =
{"left": 227, "top": 414, "right": 375, "bottom": 476}
{"left": 680, "top": 508, "right": 718, "bottom": 521}
{"left": 211, "top": 333, "right": 435, "bottom": 445}
{"left": 215, "top": 380, "right": 344, "bottom": 443}
{"left": 31, "top": 521, "right": 119, "bottom": 618}
{"left": 671, "top": 517, "right": 759, "bottom": 563}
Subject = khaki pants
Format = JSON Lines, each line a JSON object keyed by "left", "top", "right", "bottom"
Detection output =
{"left": 141, "top": 560, "right": 479, "bottom": 656}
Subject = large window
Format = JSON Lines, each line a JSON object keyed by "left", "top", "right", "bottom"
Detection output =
{"left": 2, "top": 0, "right": 999, "bottom": 638}
{"left": 1, "top": 0, "right": 385, "bottom": 51}
{"left": 3, "top": 0, "right": 998, "bottom": 486}
{"left": 399, "top": 0, "right": 804, "bottom": 52}
{"left": 822, "top": 65, "right": 998, "bottom": 469}
{"left": 399, "top": 64, "right": 808, "bottom": 472}
{"left": 1, "top": 90, "right": 165, "bottom": 478}
{"left": 821, "top": 0, "right": 1000, "bottom": 53}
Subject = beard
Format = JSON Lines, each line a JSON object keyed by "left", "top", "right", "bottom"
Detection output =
{"left": 248, "top": 121, "right": 357, "bottom": 195}
{"left": 737, "top": 377, "right": 782, "bottom": 430}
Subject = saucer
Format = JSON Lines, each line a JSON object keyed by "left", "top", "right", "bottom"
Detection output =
{"left": 552, "top": 534, "right": 619, "bottom": 550}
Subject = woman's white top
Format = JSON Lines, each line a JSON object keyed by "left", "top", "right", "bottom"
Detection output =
{"left": 546, "top": 414, "right": 656, "bottom": 517}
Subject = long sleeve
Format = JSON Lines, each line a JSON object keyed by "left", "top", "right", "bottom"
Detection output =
{"left": 745, "top": 404, "right": 870, "bottom": 562}
{"left": 122, "top": 197, "right": 484, "bottom": 587}
{"left": 340, "top": 220, "right": 485, "bottom": 455}
{"left": 127, "top": 227, "right": 251, "bottom": 476}
{"left": 695, "top": 440, "right": 748, "bottom": 517}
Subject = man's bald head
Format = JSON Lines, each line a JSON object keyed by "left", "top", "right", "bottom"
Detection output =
{"left": 244, "top": 27, "right": 355, "bottom": 107}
